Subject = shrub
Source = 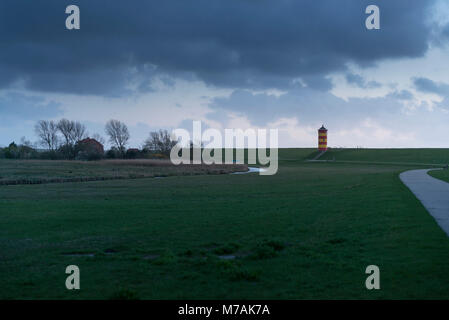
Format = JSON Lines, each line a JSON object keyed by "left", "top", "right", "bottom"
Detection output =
{"left": 18, "top": 145, "right": 38, "bottom": 159}
{"left": 39, "top": 150, "right": 62, "bottom": 160}
{"left": 125, "top": 148, "right": 140, "bottom": 159}
{"left": 106, "top": 147, "right": 121, "bottom": 159}
{"left": 76, "top": 150, "right": 102, "bottom": 161}
{"left": 58, "top": 144, "right": 75, "bottom": 159}
{"left": 4, "top": 142, "right": 19, "bottom": 159}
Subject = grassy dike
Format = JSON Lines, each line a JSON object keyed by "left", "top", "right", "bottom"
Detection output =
{"left": 319, "top": 148, "right": 449, "bottom": 165}
{"left": 1, "top": 149, "right": 449, "bottom": 299}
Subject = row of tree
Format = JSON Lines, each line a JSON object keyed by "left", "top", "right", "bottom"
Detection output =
{"left": 34, "top": 119, "right": 116, "bottom": 153}
{"left": 0, "top": 119, "right": 178, "bottom": 160}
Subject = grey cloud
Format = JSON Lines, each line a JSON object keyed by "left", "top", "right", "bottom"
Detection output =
{"left": 208, "top": 85, "right": 449, "bottom": 148}
{"left": 345, "top": 73, "right": 365, "bottom": 87}
{"left": 345, "top": 73, "right": 382, "bottom": 89}
{"left": 414, "top": 77, "right": 449, "bottom": 95}
{"left": 388, "top": 90, "right": 414, "bottom": 100}
{"left": 0, "top": 0, "right": 436, "bottom": 95}
{"left": 209, "top": 87, "right": 407, "bottom": 127}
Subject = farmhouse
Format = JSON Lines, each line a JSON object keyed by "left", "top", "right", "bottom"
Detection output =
{"left": 77, "top": 138, "right": 104, "bottom": 154}
{"left": 75, "top": 138, "right": 104, "bottom": 160}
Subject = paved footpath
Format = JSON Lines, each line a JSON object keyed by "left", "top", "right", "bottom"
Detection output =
{"left": 400, "top": 169, "right": 449, "bottom": 236}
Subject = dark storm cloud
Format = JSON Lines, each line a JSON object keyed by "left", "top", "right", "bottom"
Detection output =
{"left": 0, "top": 0, "right": 435, "bottom": 95}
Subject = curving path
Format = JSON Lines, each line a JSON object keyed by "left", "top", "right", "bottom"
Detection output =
{"left": 400, "top": 169, "right": 449, "bottom": 236}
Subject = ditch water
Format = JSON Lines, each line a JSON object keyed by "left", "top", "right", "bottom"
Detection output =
{"left": 231, "top": 167, "right": 267, "bottom": 175}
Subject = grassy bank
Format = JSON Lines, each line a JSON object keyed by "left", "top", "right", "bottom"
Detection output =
{"left": 319, "top": 148, "right": 449, "bottom": 166}
{"left": 429, "top": 168, "right": 449, "bottom": 183}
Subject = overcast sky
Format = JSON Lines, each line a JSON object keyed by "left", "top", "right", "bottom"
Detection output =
{"left": 1, "top": 0, "right": 449, "bottom": 148}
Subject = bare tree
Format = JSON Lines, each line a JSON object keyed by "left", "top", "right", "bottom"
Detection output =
{"left": 57, "top": 119, "right": 87, "bottom": 146}
{"left": 92, "top": 133, "right": 106, "bottom": 146}
{"left": 34, "top": 120, "right": 59, "bottom": 150}
{"left": 143, "top": 129, "right": 177, "bottom": 156}
{"left": 72, "top": 121, "right": 88, "bottom": 142}
{"left": 105, "top": 120, "right": 130, "bottom": 154}
{"left": 57, "top": 118, "right": 74, "bottom": 146}
{"left": 20, "top": 136, "right": 34, "bottom": 148}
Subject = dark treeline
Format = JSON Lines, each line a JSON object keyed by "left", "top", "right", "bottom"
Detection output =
{"left": 0, "top": 119, "right": 178, "bottom": 161}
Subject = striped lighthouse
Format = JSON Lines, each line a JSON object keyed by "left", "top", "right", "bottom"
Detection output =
{"left": 318, "top": 125, "right": 328, "bottom": 151}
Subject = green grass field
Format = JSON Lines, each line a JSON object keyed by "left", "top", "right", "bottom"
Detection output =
{"left": 0, "top": 159, "right": 247, "bottom": 185}
{"left": 1, "top": 149, "right": 449, "bottom": 299}
{"left": 429, "top": 169, "right": 449, "bottom": 183}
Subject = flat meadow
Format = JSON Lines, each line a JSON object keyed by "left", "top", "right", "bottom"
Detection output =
{"left": 1, "top": 149, "right": 449, "bottom": 299}
{"left": 0, "top": 159, "right": 248, "bottom": 185}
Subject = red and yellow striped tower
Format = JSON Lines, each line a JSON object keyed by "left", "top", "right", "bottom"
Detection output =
{"left": 318, "top": 125, "right": 328, "bottom": 151}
